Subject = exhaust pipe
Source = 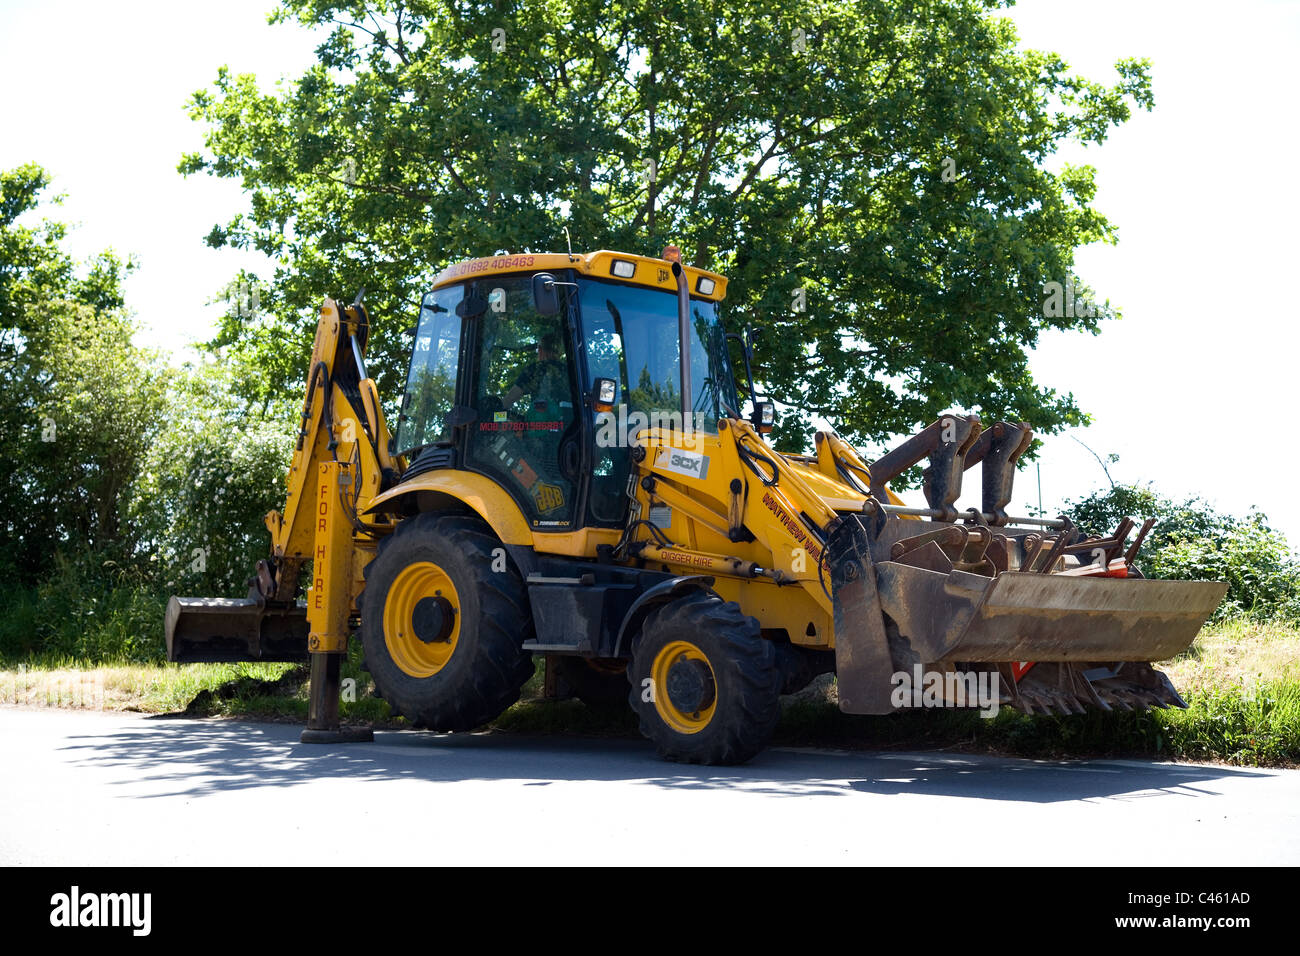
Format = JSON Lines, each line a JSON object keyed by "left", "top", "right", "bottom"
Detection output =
{"left": 671, "top": 255, "right": 692, "bottom": 424}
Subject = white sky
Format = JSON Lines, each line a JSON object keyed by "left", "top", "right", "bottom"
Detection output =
{"left": 1000, "top": 0, "right": 1300, "bottom": 536}
{"left": 2, "top": 0, "right": 1298, "bottom": 539}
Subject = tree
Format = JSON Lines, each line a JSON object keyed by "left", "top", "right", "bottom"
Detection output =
{"left": 0, "top": 164, "right": 161, "bottom": 584}
{"left": 181, "top": 0, "right": 1153, "bottom": 449}
{"left": 130, "top": 362, "right": 296, "bottom": 597}
{"left": 0, "top": 165, "right": 298, "bottom": 661}
{"left": 26, "top": 303, "right": 169, "bottom": 553}
{"left": 1064, "top": 482, "right": 1233, "bottom": 557}
{"left": 0, "top": 164, "right": 129, "bottom": 332}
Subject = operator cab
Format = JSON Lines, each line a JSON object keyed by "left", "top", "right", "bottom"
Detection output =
{"left": 394, "top": 251, "right": 737, "bottom": 531}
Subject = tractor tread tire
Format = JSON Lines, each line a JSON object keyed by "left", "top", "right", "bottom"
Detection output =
{"left": 628, "top": 591, "right": 781, "bottom": 765}
{"left": 359, "top": 512, "right": 534, "bottom": 732}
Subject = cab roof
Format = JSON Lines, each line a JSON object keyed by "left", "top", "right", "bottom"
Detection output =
{"left": 431, "top": 250, "right": 728, "bottom": 302}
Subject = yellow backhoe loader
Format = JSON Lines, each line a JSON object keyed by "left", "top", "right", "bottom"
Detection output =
{"left": 166, "top": 248, "right": 1226, "bottom": 764}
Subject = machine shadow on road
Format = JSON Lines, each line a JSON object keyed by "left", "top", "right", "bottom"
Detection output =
{"left": 49, "top": 716, "right": 1273, "bottom": 804}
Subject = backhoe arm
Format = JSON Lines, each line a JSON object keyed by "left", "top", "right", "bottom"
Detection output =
{"left": 167, "top": 296, "right": 393, "bottom": 662}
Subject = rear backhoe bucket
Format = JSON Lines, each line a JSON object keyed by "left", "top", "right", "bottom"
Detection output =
{"left": 165, "top": 589, "right": 310, "bottom": 663}
{"left": 828, "top": 516, "right": 1227, "bottom": 716}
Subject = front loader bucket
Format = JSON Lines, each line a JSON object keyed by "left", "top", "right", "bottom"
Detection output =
{"left": 827, "top": 516, "right": 1227, "bottom": 716}
{"left": 166, "top": 591, "right": 310, "bottom": 663}
{"left": 874, "top": 563, "right": 1228, "bottom": 665}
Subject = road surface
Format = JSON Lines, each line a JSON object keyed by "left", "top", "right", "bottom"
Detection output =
{"left": 2, "top": 707, "right": 1297, "bottom": 865}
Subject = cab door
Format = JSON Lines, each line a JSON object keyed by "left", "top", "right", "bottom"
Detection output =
{"left": 461, "top": 275, "right": 582, "bottom": 529}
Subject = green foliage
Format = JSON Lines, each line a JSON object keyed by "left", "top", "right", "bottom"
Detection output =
{"left": 1, "top": 164, "right": 77, "bottom": 328}
{"left": 0, "top": 163, "right": 132, "bottom": 339}
{"left": 29, "top": 307, "right": 168, "bottom": 550}
{"left": 1063, "top": 482, "right": 1229, "bottom": 555}
{"left": 0, "top": 165, "right": 295, "bottom": 662}
{"left": 1161, "top": 678, "right": 1300, "bottom": 766}
{"left": 0, "top": 550, "right": 166, "bottom": 662}
{"left": 131, "top": 363, "right": 295, "bottom": 597}
{"left": 182, "top": 0, "right": 1152, "bottom": 446}
{"left": 1150, "top": 517, "right": 1300, "bottom": 622}
{"left": 0, "top": 165, "right": 157, "bottom": 586}
{"left": 1064, "top": 483, "right": 1300, "bottom": 623}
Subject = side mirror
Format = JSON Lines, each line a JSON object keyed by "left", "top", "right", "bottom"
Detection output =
{"left": 591, "top": 377, "right": 617, "bottom": 413}
{"left": 752, "top": 400, "right": 775, "bottom": 435}
{"left": 532, "top": 273, "right": 560, "bottom": 315}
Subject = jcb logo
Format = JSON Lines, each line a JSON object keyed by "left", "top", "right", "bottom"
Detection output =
{"left": 533, "top": 482, "right": 564, "bottom": 514}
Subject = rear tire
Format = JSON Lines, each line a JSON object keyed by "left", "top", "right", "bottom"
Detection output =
{"left": 359, "top": 513, "right": 534, "bottom": 731}
{"left": 628, "top": 591, "right": 781, "bottom": 765}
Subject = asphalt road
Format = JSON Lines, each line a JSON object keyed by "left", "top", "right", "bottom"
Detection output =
{"left": 2, "top": 707, "right": 1297, "bottom": 866}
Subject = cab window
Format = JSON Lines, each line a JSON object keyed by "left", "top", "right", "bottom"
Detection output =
{"left": 464, "top": 277, "right": 579, "bottom": 528}
{"left": 396, "top": 286, "right": 464, "bottom": 454}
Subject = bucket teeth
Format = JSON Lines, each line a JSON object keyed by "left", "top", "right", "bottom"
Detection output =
{"left": 1097, "top": 690, "right": 1132, "bottom": 711}
{"left": 1008, "top": 661, "right": 1186, "bottom": 716}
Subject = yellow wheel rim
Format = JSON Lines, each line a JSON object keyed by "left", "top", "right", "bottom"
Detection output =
{"left": 383, "top": 561, "right": 461, "bottom": 678}
{"left": 650, "top": 640, "right": 717, "bottom": 734}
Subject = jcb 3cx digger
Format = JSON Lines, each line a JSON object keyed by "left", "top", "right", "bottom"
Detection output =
{"left": 167, "top": 248, "right": 1227, "bottom": 764}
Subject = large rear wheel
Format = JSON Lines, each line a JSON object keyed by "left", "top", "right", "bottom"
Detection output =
{"left": 360, "top": 513, "right": 534, "bottom": 731}
{"left": 628, "top": 591, "right": 781, "bottom": 765}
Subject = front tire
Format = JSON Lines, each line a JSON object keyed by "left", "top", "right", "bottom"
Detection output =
{"left": 628, "top": 591, "right": 781, "bottom": 765}
{"left": 360, "top": 513, "right": 534, "bottom": 731}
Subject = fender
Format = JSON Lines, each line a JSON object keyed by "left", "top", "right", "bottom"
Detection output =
{"left": 365, "top": 469, "right": 533, "bottom": 546}
{"left": 613, "top": 575, "right": 717, "bottom": 657}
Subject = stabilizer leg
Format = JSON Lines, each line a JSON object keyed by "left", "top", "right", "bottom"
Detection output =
{"left": 301, "top": 651, "right": 373, "bottom": 744}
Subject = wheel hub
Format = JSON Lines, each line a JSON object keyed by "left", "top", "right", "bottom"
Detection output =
{"left": 666, "top": 658, "right": 716, "bottom": 713}
{"left": 383, "top": 561, "right": 462, "bottom": 678}
{"left": 412, "top": 595, "right": 455, "bottom": 643}
{"left": 649, "top": 639, "right": 719, "bottom": 734}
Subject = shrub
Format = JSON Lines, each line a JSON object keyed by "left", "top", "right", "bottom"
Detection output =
{"left": 1064, "top": 484, "right": 1300, "bottom": 623}
{"left": 1150, "top": 514, "right": 1300, "bottom": 622}
{"left": 0, "top": 549, "right": 165, "bottom": 663}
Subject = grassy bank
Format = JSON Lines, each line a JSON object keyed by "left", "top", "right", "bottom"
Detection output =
{"left": 769, "top": 676, "right": 1300, "bottom": 767}
{"left": 2, "top": 621, "right": 1297, "bottom": 767}
{"left": 769, "top": 617, "right": 1300, "bottom": 766}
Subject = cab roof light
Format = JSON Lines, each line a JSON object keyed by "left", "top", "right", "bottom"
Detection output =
{"left": 611, "top": 259, "right": 636, "bottom": 279}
